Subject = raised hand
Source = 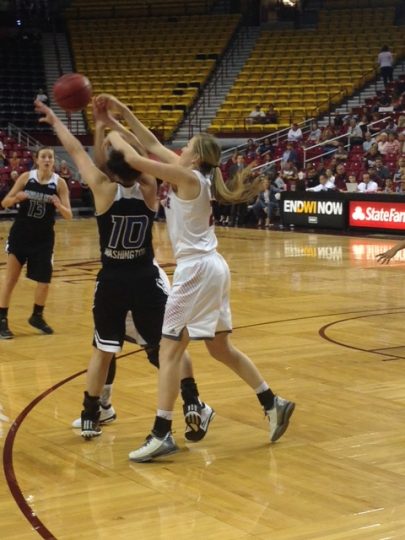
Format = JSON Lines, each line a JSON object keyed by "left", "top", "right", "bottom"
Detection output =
{"left": 34, "top": 99, "right": 57, "bottom": 126}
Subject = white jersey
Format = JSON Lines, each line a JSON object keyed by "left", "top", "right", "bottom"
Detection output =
{"left": 164, "top": 169, "right": 217, "bottom": 261}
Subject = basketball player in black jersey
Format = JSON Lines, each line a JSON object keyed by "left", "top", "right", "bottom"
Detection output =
{"left": 34, "top": 99, "right": 213, "bottom": 444}
{"left": 0, "top": 147, "right": 72, "bottom": 339}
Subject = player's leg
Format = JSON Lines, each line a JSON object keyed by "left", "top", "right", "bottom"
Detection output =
{"left": 205, "top": 332, "right": 295, "bottom": 443}
{"left": 80, "top": 278, "right": 127, "bottom": 439}
{"left": 27, "top": 247, "right": 54, "bottom": 334}
{"left": 0, "top": 253, "right": 23, "bottom": 339}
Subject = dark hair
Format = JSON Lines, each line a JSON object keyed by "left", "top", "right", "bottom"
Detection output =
{"left": 106, "top": 149, "right": 141, "bottom": 185}
{"left": 35, "top": 147, "right": 54, "bottom": 158}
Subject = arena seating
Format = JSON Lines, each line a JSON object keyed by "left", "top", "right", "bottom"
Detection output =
{"left": 0, "top": 37, "right": 49, "bottom": 131}
{"left": 65, "top": 0, "right": 216, "bottom": 18}
{"left": 68, "top": 14, "right": 240, "bottom": 140}
{"left": 209, "top": 6, "right": 405, "bottom": 136}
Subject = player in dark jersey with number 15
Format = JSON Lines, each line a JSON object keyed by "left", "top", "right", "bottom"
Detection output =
{"left": 0, "top": 147, "right": 72, "bottom": 339}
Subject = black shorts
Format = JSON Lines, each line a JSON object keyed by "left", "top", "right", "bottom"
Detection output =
{"left": 92, "top": 267, "right": 168, "bottom": 353}
{"left": 7, "top": 239, "right": 53, "bottom": 284}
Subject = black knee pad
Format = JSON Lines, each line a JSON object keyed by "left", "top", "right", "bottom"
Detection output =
{"left": 145, "top": 345, "right": 160, "bottom": 369}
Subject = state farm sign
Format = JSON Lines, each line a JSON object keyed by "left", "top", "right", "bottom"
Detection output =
{"left": 349, "top": 200, "right": 405, "bottom": 230}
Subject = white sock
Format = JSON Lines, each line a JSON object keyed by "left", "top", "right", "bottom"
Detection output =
{"left": 255, "top": 382, "right": 270, "bottom": 394}
{"left": 157, "top": 409, "right": 173, "bottom": 420}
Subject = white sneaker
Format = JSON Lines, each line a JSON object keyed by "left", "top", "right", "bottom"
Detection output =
{"left": 185, "top": 403, "right": 215, "bottom": 442}
{"left": 72, "top": 404, "right": 116, "bottom": 428}
{"left": 128, "top": 432, "right": 179, "bottom": 462}
{"left": 266, "top": 396, "right": 295, "bottom": 443}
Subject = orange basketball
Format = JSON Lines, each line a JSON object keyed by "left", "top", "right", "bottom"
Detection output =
{"left": 53, "top": 73, "right": 92, "bottom": 112}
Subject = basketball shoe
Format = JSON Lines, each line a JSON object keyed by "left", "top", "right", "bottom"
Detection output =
{"left": 185, "top": 403, "right": 215, "bottom": 442}
{"left": 128, "top": 432, "right": 179, "bottom": 462}
{"left": 72, "top": 404, "right": 116, "bottom": 428}
{"left": 81, "top": 410, "right": 102, "bottom": 439}
{"left": 266, "top": 396, "right": 295, "bottom": 443}
{"left": 28, "top": 314, "right": 54, "bottom": 334}
{"left": 0, "top": 318, "right": 13, "bottom": 339}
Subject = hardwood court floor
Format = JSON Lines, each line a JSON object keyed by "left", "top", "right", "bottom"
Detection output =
{"left": 1, "top": 218, "right": 405, "bottom": 540}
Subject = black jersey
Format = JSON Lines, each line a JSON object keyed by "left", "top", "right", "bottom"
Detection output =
{"left": 9, "top": 170, "right": 59, "bottom": 245}
{"left": 96, "top": 183, "right": 156, "bottom": 277}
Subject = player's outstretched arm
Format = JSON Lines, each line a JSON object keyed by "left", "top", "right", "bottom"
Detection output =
{"left": 95, "top": 94, "right": 179, "bottom": 165}
{"left": 34, "top": 99, "right": 107, "bottom": 192}
{"left": 376, "top": 240, "right": 405, "bottom": 264}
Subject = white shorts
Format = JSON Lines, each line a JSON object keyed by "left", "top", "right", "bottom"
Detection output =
{"left": 162, "top": 251, "right": 232, "bottom": 340}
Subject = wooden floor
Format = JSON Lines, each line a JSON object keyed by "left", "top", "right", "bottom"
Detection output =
{"left": 1, "top": 218, "right": 405, "bottom": 540}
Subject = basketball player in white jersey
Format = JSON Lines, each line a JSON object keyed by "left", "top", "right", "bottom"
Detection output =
{"left": 34, "top": 99, "right": 213, "bottom": 442}
{"left": 0, "top": 147, "right": 72, "bottom": 339}
{"left": 95, "top": 94, "right": 296, "bottom": 462}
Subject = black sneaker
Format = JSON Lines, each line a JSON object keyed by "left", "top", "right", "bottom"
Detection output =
{"left": 183, "top": 402, "right": 202, "bottom": 434}
{"left": 81, "top": 410, "right": 102, "bottom": 440}
{"left": 185, "top": 403, "right": 215, "bottom": 442}
{"left": 28, "top": 314, "right": 54, "bottom": 334}
{"left": 0, "top": 318, "right": 13, "bottom": 339}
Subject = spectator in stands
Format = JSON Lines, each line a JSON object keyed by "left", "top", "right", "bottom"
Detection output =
{"left": 306, "top": 173, "right": 334, "bottom": 192}
{"left": 306, "top": 121, "right": 321, "bottom": 145}
{"left": 273, "top": 171, "right": 287, "bottom": 192}
{"left": 319, "top": 123, "right": 338, "bottom": 154}
{"left": 260, "top": 152, "right": 277, "bottom": 176}
{"left": 244, "top": 139, "right": 257, "bottom": 162}
{"left": 334, "top": 163, "right": 348, "bottom": 191}
{"left": 287, "top": 123, "right": 303, "bottom": 143}
{"left": 385, "top": 118, "right": 398, "bottom": 134}
{"left": 369, "top": 112, "right": 384, "bottom": 136}
{"left": 305, "top": 164, "right": 319, "bottom": 189}
{"left": 393, "top": 157, "right": 405, "bottom": 191}
{"left": 229, "top": 153, "right": 246, "bottom": 178}
{"left": 377, "top": 45, "right": 394, "bottom": 87}
{"left": 346, "top": 174, "right": 358, "bottom": 188}
{"left": 358, "top": 172, "right": 379, "bottom": 193}
{"left": 383, "top": 178, "right": 395, "bottom": 193}
{"left": 264, "top": 104, "right": 278, "bottom": 124}
{"left": 35, "top": 88, "right": 48, "bottom": 103}
{"left": 256, "top": 137, "right": 274, "bottom": 157}
{"left": 362, "top": 132, "right": 375, "bottom": 153}
{"left": 8, "top": 151, "right": 21, "bottom": 172}
{"left": 281, "top": 142, "right": 298, "bottom": 166}
{"left": 250, "top": 176, "right": 280, "bottom": 229}
{"left": 364, "top": 142, "right": 382, "bottom": 167}
{"left": 376, "top": 132, "right": 390, "bottom": 155}
{"left": 372, "top": 157, "right": 390, "bottom": 186}
{"left": 57, "top": 160, "right": 72, "bottom": 183}
{"left": 384, "top": 132, "right": 400, "bottom": 155}
{"left": 347, "top": 118, "right": 364, "bottom": 147}
{"left": 247, "top": 105, "right": 266, "bottom": 125}
{"left": 280, "top": 160, "right": 298, "bottom": 188}
{"left": 325, "top": 168, "right": 336, "bottom": 186}
{"left": 334, "top": 143, "right": 348, "bottom": 163}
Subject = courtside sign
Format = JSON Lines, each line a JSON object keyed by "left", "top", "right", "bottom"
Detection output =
{"left": 349, "top": 201, "right": 405, "bottom": 230}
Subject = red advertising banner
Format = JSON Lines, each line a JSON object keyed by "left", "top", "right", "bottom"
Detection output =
{"left": 349, "top": 200, "right": 405, "bottom": 230}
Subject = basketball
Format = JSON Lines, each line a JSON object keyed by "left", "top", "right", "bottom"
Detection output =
{"left": 53, "top": 73, "right": 92, "bottom": 112}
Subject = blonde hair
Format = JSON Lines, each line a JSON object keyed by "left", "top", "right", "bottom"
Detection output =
{"left": 192, "top": 133, "right": 261, "bottom": 204}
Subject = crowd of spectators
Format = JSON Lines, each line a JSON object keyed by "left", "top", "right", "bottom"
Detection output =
{"left": 218, "top": 77, "right": 405, "bottom": 228}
